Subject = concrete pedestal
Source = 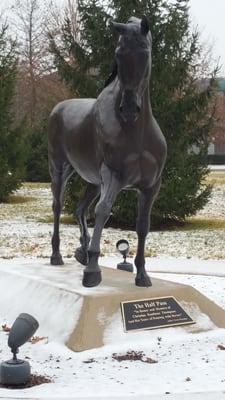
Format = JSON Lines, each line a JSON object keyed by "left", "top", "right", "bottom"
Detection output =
{"left": 0, "top": 260, "right": 225, "bottom": 352}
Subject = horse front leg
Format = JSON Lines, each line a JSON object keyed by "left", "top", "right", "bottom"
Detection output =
{"left": 82, "top": 164, "right": 122, "bottom": 287}
{"left": 75, "top": 183, "right": 100, "bottom": 266}
{"left": 135, "top": 180, "right": 161, "bottom": 287}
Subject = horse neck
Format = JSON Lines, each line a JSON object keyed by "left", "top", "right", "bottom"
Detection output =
{"left": 114, "top": 75, "right": 153, "bottom": 120}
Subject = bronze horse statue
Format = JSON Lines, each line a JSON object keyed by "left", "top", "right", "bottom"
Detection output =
{"left": 48, "top": 16, "right": 167, "bottom": 288}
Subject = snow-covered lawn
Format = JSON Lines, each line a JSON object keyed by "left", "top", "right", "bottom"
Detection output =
{"left": 1, "top": 182, "right": 225, "bottom": 260}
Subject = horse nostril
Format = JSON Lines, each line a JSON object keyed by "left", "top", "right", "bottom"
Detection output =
{"left": 119, "top": 105, "right": 123, "bottom": 113}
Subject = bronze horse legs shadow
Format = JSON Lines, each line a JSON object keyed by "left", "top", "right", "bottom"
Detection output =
{"left": 50, "top": 161, "right": 161, "bottom": 288}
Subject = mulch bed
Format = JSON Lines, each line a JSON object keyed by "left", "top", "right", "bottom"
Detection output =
{"left": 0, "top": 373, "right": 52, "bottom": 389}
{"left": 112, "top": 350, "right": 158, "bottom": 364}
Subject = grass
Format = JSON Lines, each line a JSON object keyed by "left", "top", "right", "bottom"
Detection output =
{"left": 4, "top": 172, "right": 225, "bottom": 232}
{"left": 165, "top": 217, "right": 225, "bottom": 231}
{"left": 1, "top": 182, "right": 50, "bottom": 205}
{"left": 38, "top": 214, "right": 75, "bottom": 224}
{"left": 25, "top": 182, "right": 50, "bottom": 189}
{"left": 7, "top": 195, "right": 35, "bottom": 204}
{"left": 204, "top": 170, "right": 225, "bottom": 185}
{"left": 39, "top": 213, "right": 225, "bottom": 232}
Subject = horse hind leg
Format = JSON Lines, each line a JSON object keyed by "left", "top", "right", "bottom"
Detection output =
{"left": 75, "top": 183, "right": 100, "bottom": 266}
{"left": 50, "top": 161, "right": 74, "bottom": 266}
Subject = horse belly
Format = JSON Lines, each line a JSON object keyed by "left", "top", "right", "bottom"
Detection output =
{"left": 124, "top": 151, "right": 158, "bottom": 188}
{"left": 64, "top": 129, "right": 101, "bottom": 185}
{"left": 65, "top": 144, "right": 101, "bottom": 184}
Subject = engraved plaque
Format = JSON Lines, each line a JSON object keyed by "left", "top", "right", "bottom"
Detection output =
{"left": 121, "top": 296, "right": 195, "bottom": 332}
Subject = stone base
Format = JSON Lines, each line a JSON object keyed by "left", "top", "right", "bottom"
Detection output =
{"left": 0, "top": 260, "right": 225, "bottom": 352}
{"left": 66, "top": 267, "right": 225, "bottom": 351}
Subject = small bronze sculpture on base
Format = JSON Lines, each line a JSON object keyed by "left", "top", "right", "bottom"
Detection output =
{"left": 48, "top": 16, "right": 167, "bottom": 288}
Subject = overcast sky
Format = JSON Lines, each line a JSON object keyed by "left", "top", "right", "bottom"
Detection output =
{"left": 189, "top": 0, "right": 225, "bottom": 73}
{"left": 0, "top": 0, "right": 225, "bottom": 74}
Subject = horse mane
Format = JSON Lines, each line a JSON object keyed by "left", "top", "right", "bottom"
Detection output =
{"left": 104, "top": 58, "right": 118, "bottom": 88}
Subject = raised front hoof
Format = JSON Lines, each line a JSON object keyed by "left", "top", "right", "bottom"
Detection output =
{"left": 50, "top": 254, "right": 64, "bottom": 266}
{"left": 82, "top": 269, "right": 102, "bottom": 288}
{"left": 75, "top": 247, "right": 88, "bottom": 266}
{"left": 135, "top": 272, "right": 152, "bottom": 287}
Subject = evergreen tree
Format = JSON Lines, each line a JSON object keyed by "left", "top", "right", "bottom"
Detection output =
{"left": 50, "top": 0, "right": 216, "bottom": 226}
{"left": 0, "top": 25, "right": 26, "bottom": 202}
{"left": 25, "top": 118, "right": 49, "bottom": 182}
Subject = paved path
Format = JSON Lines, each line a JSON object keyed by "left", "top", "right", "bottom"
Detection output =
{"left": 102, "top": 255, "right": 225, "bottom": 277}
{"left": 209, "top": 165, "right": 225, "bottom": 171}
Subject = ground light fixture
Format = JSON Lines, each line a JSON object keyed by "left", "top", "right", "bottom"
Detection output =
{"left": 0, "top": 313, "right": 39, "bottom": 386}
{"left": 116, "top": 239, "right": 133, "bottom": 272}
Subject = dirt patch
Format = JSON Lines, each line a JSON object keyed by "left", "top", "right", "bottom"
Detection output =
{"left": 217, "top": 344, "right": 225, "bottom": 350}
{"left": 83, "top": 358, "right": 97, "bottom": 364}
{"left": 112, "top": 350, "right": 158, "bottom": 364}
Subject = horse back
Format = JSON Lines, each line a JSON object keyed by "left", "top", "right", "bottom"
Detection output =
{"left": 48, "top": 99, "right": 102, "bottom": 184}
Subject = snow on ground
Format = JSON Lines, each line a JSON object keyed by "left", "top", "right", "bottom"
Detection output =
{"left": 0, "top": 266, "right": 225, "bottom": 399}
{"left": 1, "top": 181, "right": 225, "bottom": 398}
{"left": 1, "top": 183, "right": 225, "bottom": 260}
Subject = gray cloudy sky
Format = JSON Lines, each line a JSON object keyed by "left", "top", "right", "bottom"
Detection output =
{"left": 0, "top": 0, "right": 225, "bottom": 73}
{"left": 189, "top": 0, "right": 225, "bottom": 73}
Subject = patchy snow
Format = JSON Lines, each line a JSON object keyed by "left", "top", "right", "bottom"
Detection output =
{"left": 2, "top": 183, "right": 225, "bottom": 261}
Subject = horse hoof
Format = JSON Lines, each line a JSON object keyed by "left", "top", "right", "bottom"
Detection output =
{"left": 82, "top": 269, "right": 102, "bottom": 287}
{"left": 75, "top": 247, "right": 88, "bottom": 266}
{"left": 50, "top": 254, "right": 64, "bottom": 266}
{"left": 135, "top": 272, "right": 152, "bottom": 287}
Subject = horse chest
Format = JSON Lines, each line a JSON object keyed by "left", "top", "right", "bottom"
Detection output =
{"left": 123, "top": 151, "right": 158, "bottom": 187}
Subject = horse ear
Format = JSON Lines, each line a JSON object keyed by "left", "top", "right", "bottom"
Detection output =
{"left": 141, "top": 16, "right": 150, "bottom": 36}
{"left": 111, "top": 21, "right": 127, "bottom": 36}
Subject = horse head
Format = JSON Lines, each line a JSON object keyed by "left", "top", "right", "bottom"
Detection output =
{"left": 112, "top": 16, "right": 152, "bottom": 124}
